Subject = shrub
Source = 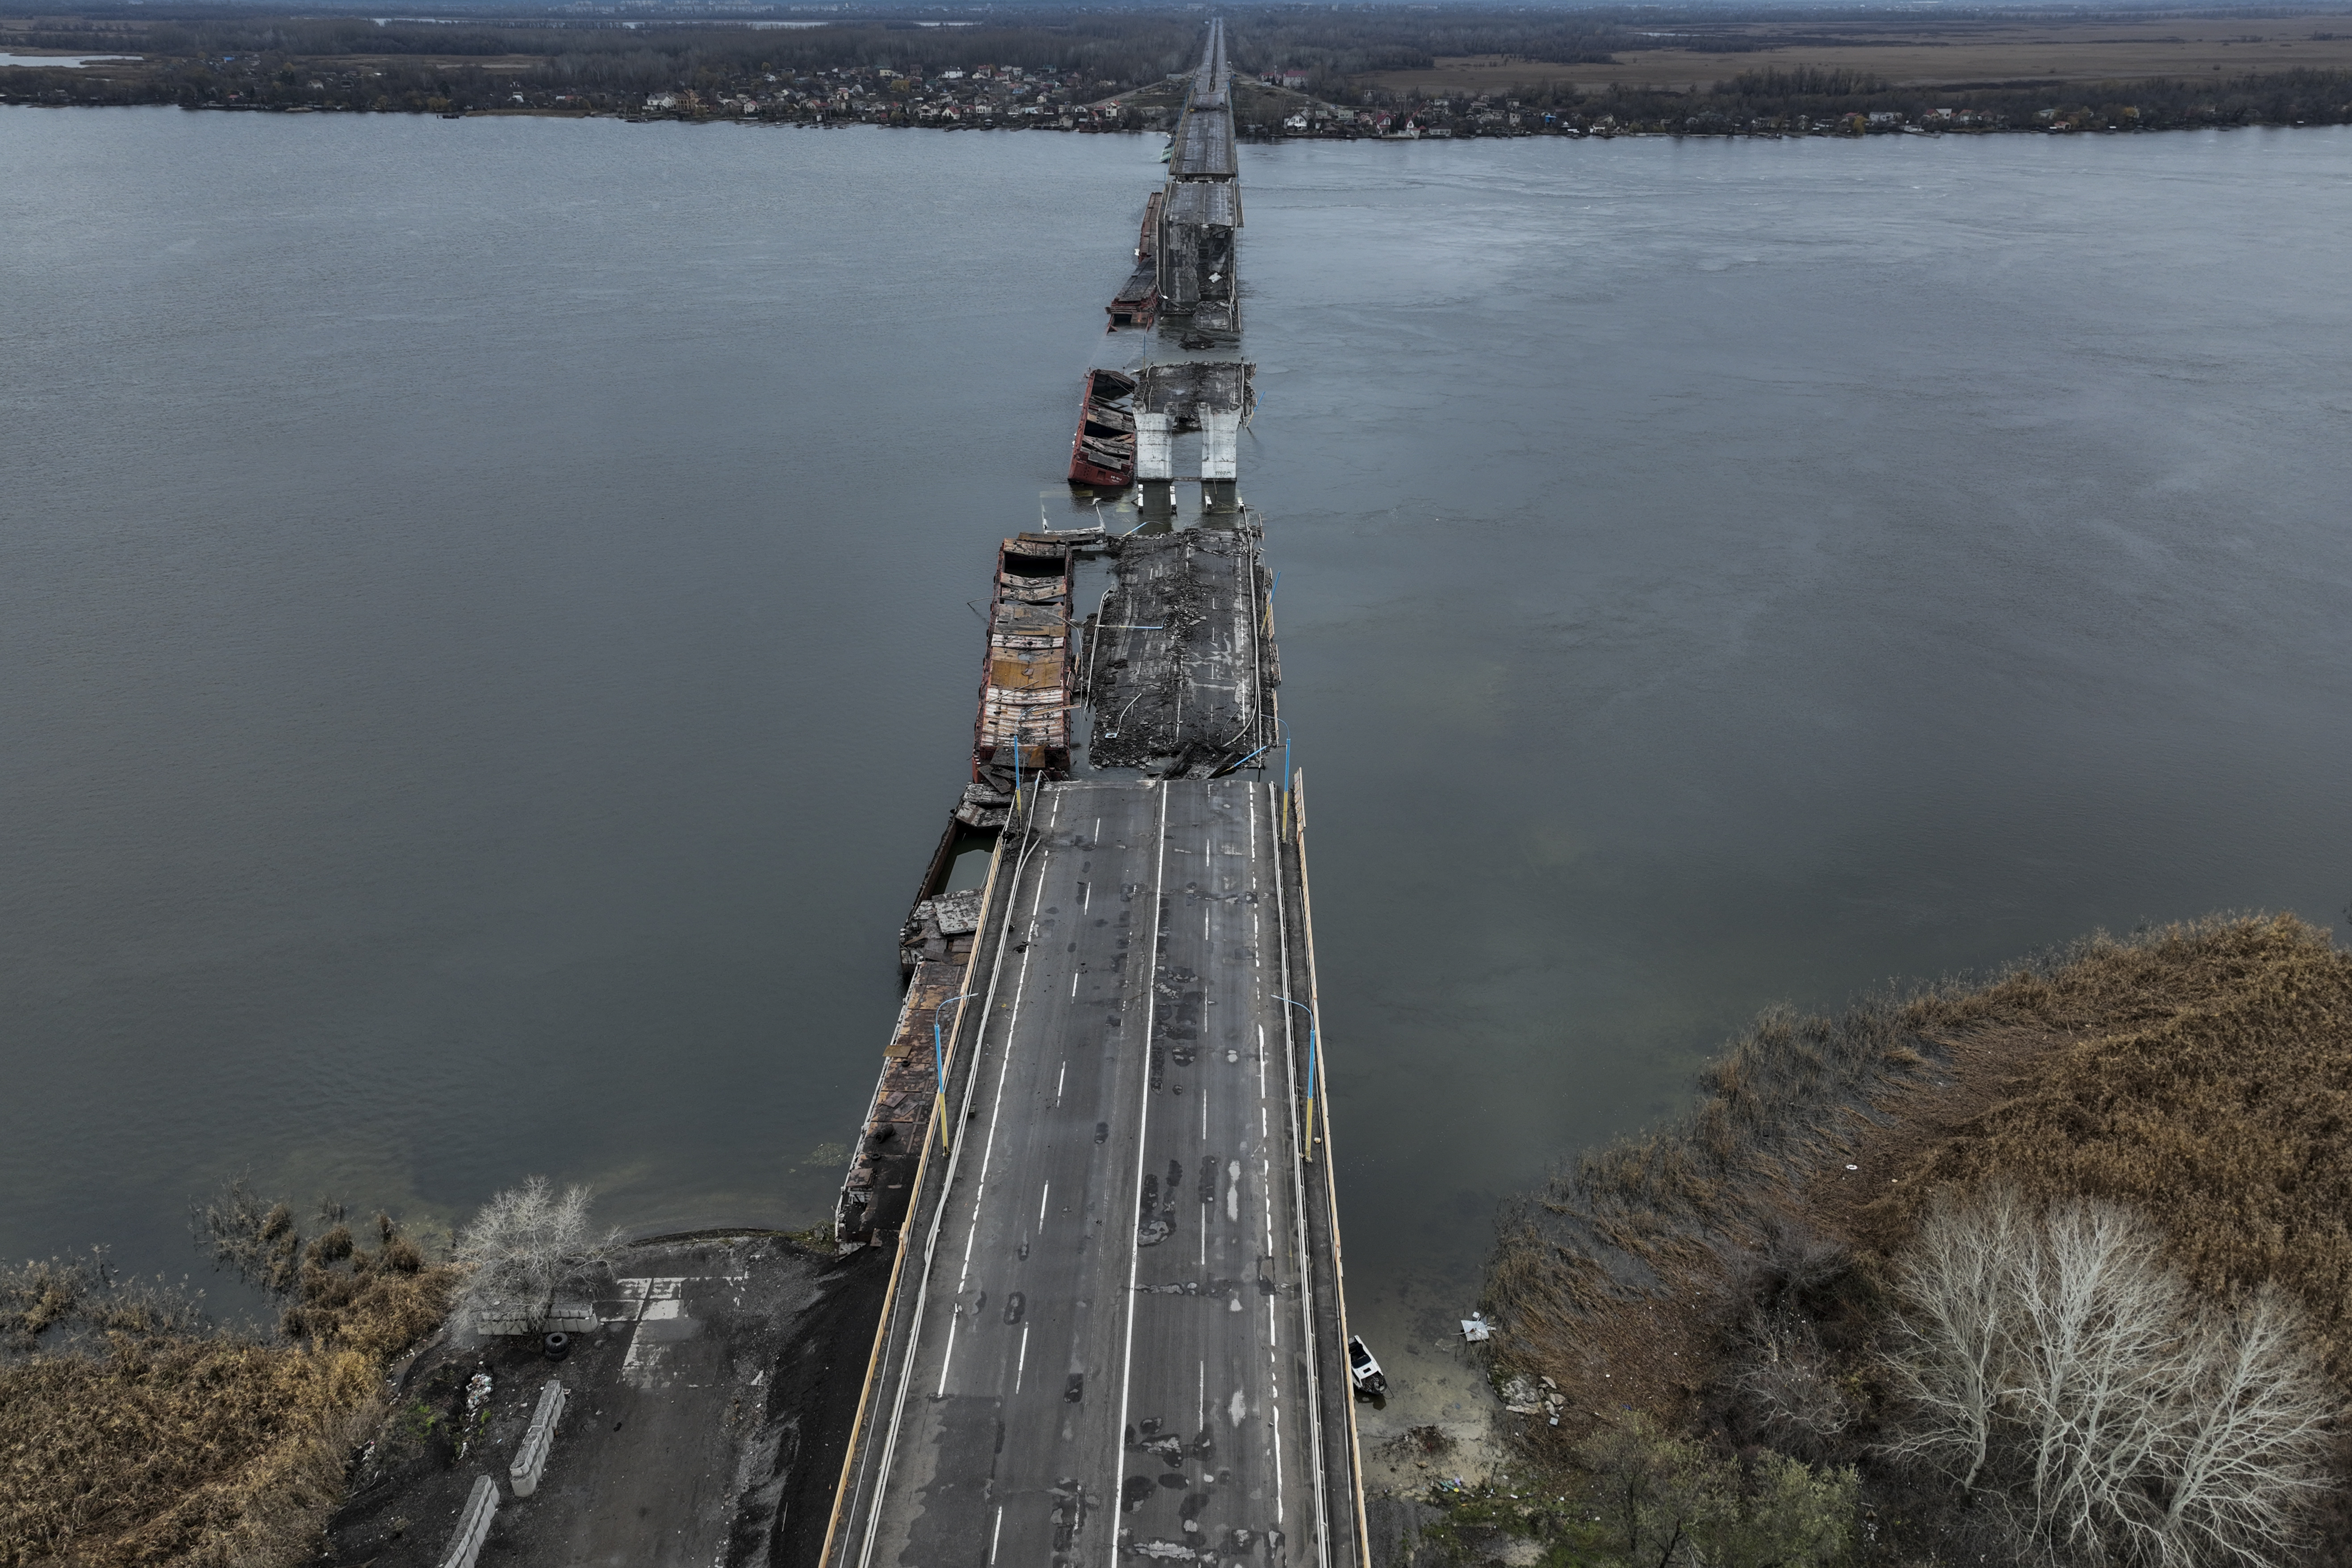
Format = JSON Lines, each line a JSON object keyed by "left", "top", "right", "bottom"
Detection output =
{"left": 1564, "top": 1413, "right": 1857, "bottom": 1567}
{"left": 451, "top": 1175, "right": 617, "bottom": 1330}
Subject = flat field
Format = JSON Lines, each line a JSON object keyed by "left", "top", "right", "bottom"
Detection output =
{"left": 1357, "top": 16, "right": 2352, "bottom": 96}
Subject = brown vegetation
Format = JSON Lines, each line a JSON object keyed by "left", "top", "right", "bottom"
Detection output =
{"left": 1864, "top": 916, "right": 2352, "bottom": 1384}
{"left": 1482, "top": 913, "right": 2352, "bottom": 1563}
{"left": 1, "top": 1196, "right": 455, "bottom": 1568}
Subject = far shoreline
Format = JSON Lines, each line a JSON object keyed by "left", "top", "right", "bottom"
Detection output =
{"left": 7, "top": 96, "right": 2351, "bottom": 143}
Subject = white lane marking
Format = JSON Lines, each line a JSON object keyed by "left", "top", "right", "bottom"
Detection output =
{"left": 1257, "top": 1025, "right": 1266, "bottom": 1098}
{"left": 936, "top": 804, "right": 1057, "bottom": 1392}
{"left": 1081, "top": 881, "right": 1091, "bottom": 910}
{"left": 1038, "top": 1183, "right": 1051, "bottom": 1228}
{"left": 1071, "top": 969, "right": 1081, "bottom": 999}
{"left": 1055, "top": 1060, "right": 1067, "bottom": 1105}
{"left": 1199, "top": 1360, "right": 1206, "bottom": 1429}
{"left": 1108, "top": 782, "right": 1172, "bottom": 1568}
{"left": 1262, "top": 1158, "right": 1274, "bottom": 1252}
{"left": 1015, "top": 1323, "right": 1030, "bottom": 1392}
{"left": 990, "top": 1505, "right": 1005, "bottom": 1564}
{"left": 1273, "top": 1399, "right": 1287, "bottom": 1526}
{"left": 852, "top": 790, "right": 1058, "bottom": 1568}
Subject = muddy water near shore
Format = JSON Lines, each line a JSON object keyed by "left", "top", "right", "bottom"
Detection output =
{"left": 5, "top": 111, "right": 2351, "bottom": 1414}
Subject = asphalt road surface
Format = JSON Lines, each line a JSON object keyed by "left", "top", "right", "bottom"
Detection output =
{"left": 851, "top": 776, "right": 1332, "bottom": 1568}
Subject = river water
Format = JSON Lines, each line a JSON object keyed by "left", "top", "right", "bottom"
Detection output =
{"left": 5, "top": 113, "right": 2349, "bottom": 1358}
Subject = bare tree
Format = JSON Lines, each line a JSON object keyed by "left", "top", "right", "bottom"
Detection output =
{"left": 452, "top": 1177, "right": 617, "bottom": 1331}
{"left": 1881, "top": 1187, "right": 2334, "bottom": 1568}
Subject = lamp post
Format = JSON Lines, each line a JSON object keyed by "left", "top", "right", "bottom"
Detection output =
{"left": 1277, "top": 995, "right": 1319, "bottom": 1162}
{"left": 932, "top": 991, "right": 977, "bottom": 1152}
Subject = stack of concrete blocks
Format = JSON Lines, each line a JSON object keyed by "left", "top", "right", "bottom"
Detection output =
{"left": 509, "top": 1378, "right": 568, "bottom": 1498}
{"left": 436, "top": 1475, "right": 499, "bottom": 1568}
{"left": 468, "top": 1299, "right": 597, "bottom": 1337}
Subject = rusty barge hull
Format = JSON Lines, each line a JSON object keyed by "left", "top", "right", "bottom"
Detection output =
{"left": 972, "top": 535, "right": 1074, "bottom": 785}
{"left": 1067, "top": 367, "right": 1139, "bottom": 488}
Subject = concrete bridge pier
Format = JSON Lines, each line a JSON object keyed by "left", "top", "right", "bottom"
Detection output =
{"left": 1135, "top": 408, "right": 1175, "bottom": 484}
{"left": 1201, "top": 405, "right": 1241, "bottom": 481}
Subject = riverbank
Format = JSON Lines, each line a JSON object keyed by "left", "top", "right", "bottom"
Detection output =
{"left": 1454, "top": 914, "right": 2352, "bottom": 1565}
{"left": 2, "top": 1213, "right": 457, "bottom": 1566}
{"left": 7, "top": 77, "right": 2352, "bottom": 139}
{"left": 1, "top": 1223, "right": 887, "bottom": 1567}
{"left": 327, "top": 1231, "right": 886, "bottom": 1568}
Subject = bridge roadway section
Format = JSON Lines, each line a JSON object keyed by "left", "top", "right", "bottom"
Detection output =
{"left": 827, "top": 775, "right": 1360, "bottom": 1568}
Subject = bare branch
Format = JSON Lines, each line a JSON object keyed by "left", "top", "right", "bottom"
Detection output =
{"left": 1880, "top": 1187, "right": 2335, "bottom": 1568}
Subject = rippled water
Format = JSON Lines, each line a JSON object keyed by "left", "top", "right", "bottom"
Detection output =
{"left": 6, "top": 113, "right": 2349, "bottom": 1355}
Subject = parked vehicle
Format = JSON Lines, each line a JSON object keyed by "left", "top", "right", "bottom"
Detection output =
{"left": 1346, "top": 1335, "right": 1387, "bottom": 1398}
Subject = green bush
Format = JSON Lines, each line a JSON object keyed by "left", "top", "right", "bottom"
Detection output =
{"left": 1557, "top": 1415, "right": 1856, "bottom": 1568}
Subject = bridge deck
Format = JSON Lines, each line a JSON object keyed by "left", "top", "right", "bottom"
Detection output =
{"left": 1084, "top": 526, "right": 1270, "bottom": 774}
{"left": 833, "top": 778, "right": 1346, "bottom": 1568}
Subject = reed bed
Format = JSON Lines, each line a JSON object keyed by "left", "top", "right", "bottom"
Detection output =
{"left": 1, "top": 1211, "right": 453, "bottom": 1567}
{"left": 1486, "top": 913, "right": 2351, "bottom": 1386}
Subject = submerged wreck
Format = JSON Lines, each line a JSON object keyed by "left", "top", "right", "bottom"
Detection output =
{"left": 838, "top": 530, "right": 1078, "bottom": 1246}
{"left": 1067, "top": 367, "right": 1140, "bottom": 489}
{"left": 1107, "top": 193, "right": 1162, "bottom": 330}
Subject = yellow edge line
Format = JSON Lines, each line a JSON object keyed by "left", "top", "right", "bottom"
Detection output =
{"left": 1292, "top": 770, "right": 1374, "bottom": 1568}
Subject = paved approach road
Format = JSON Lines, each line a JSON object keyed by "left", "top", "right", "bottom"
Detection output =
{"left": 848, "top": 776, "right": 1333, "bottom": 1568}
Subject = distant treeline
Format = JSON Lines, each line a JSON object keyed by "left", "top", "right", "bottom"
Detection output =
{"left": 0, "top": 11, "right": 1205, "bottom": 97}
{"left": 1454, "top": 66, "right": 2352, "bottom": 134}
{"left": 6, "top": 5, "right": 2352, "bottom": 134}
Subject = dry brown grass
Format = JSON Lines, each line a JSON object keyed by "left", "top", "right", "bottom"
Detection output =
{"left": 1, "top": 1339, "right": 381, "bottom": 1568}
{"left": 1, "top": 1211, "right": 455, "bottom": 1568}
{"left": 1487, "top": 913, "right": 2352, "bottom": 1443}
{"left": 1863, "top": 914, "right": 2352, "bottom": 1384}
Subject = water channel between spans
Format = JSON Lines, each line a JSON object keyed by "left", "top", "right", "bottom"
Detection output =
{"left": 4, "top": 112, "right": 2350, "bottom": 1380}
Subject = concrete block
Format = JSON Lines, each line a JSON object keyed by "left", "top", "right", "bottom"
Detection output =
{"left": 508, "top": 1378, "right": 568, "bottom": 1498}
{"left": 437, "top": 1474, "right": 498, "bottom": 1568}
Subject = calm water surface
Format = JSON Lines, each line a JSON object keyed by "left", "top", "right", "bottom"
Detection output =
{"left": 5, "top": 113, "right": 2350, "bottom": 1355}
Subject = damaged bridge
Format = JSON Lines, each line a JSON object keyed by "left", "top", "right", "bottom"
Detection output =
{"left": 822, "top": 19, "right": 1369, "bottom": 1568}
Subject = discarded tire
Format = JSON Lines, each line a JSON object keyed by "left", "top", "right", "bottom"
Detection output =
{"left": 542, "top": 1332, "right": 570, "bottom": 1362}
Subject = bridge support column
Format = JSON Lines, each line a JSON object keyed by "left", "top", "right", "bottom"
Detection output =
{"left": 1200, "top": 406, "right": 1240, "bottom": 481}
{"left": 1135, "top": 410, "right": 1175, "bottom": 482}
